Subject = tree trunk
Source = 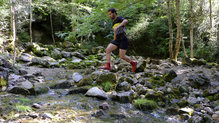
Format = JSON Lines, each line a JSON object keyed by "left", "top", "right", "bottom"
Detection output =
{"left": 167, "top": 0, "right": 173, "bottom": 59}
{"left": 173, "top": 0, "right": 181, "bottom": 61}
{"left": 209, "top": 0, "right": 212, "bottom": 29}
{"left": 10, "top": 0, "right": 16, "bottom": 65}
{"left": 72, "top": 0, "right": 75, "bottom": 32}
{"left": 189, "top": 0, "right": 194, "bottom": 58}
{"left": 181, "top": 30, "right": 188, "bottom": 57}
{"left": 29, "top": 0, "right": 32, "bottom": 43}
{"left": 50, "top": 8, "right": 55, "bottom": 43}
{"left": 217, "top": 24, "right": 219, "bottom": 51}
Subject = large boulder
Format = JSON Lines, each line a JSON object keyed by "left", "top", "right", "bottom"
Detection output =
{"left": 0, "top": 71, "right": 8, "bottom": 91}
{"left": 72, "top": 72, "right": 83, "bottom": 83}
{"left": 68, "top": 86, "right": 92, "bottom": 95}
{"left": 85, "top": 87, "right": 108, "bottom": 100}
{"left": 77, "top": 75, "right": 93, "bottom": 86}
{"left": 163, "top": 70, "right": 177, "bottom": 82}
{"left": 116, "top": 81, "right": 131, "bottom": 92}
{"left": 51, "top": 48, "right": 62, "bottom": 59}
{"left": 8, "top": 80, "right": 35, "bottom": 95}
{"left": 135, "top": 60, "right": 147, "bottom": 72}
{"left": 95, "top": 72, "right": 117, "bottom": 84}
{"left": 188, "top": 74, "right": 210, "bottom": 89}
{"left": 110, "top": 90, "right": 134, "bottom": 103}
{"left": 50, "top": 80, "right": 73, "bottom": 89}
{"left": 19, "top": 53, "right": 34, "bottom": 62}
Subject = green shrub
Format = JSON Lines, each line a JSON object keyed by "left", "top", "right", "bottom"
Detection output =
{"left": 134, "top": 99, "right": 158, "bottom": 110}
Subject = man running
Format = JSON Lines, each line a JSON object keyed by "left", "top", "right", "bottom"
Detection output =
{"left": 101, "top": 8, "right": 137, "bottom": 72}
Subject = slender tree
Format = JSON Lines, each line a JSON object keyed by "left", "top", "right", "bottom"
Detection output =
{"left": 173, "top": 0, "right": 181, "bottom": 61}
{"left": 217, "top": 24, "right": 219, "bottom": 51}
{"left": 10, "top": 0, "right": 16, "bottom": 65}
{"left": 167, "top": 0, "right": 173, "bottom": 59}
{"left": 189, "top": 0, "right": 194, "bottom": 58}
{"left": 209, "top": 0, "right": 212, "bottom": 29}
{"left": 181, "top": 30, "right": 188, "bottom": 57}
{"left": 29, "top": 0, "right": 33, "bottom": 43}
{"left": 50, "top": 7, "right": 55, "bottom": 43}
{"left": 29, "top": 0, "right": 32, "bottom": 43}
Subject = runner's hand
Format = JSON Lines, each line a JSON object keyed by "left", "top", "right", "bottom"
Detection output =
{"left": 114, "top": 26, "right": 119, "bottom": 32}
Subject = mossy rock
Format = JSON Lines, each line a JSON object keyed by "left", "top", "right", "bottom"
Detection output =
{"left": 34, "top": 86, "right": 49, "bottom": 95}
{"left": 77, "top": 76, "right": 93, "bottom": 87}
{"left": 216, "top": 100, "right": 219, "bottom": 106}
{"left": 192, "top": 59, "right": 207, "bottom": 66}
{"left": 194, "top": 104, "right": 202, "bottom": 109}
{"left": 178, "top": 100, "right": 189, "bottom": 107}
{"left": 163, "top": 70, "right": 177, "bottom": 82}
{"left": 33, "top": 48, "right": 44, "bottom": 57}
{"left": 98, "top": 81, "right": 115, "bottom": 92}
{"left": 96, "top": 73, "right": 117, "bottom": 84}
{"left": 148, "top": 76, "right": 166, "bottom": 88}
{"left": 145, "top": 91, "right": 164, "bottom": 102}
{"left": 134, "top": 99, "right": 158, "bottom": 110}
{"left": 207, "top": 96, "right": 214, "bottom": 101}
{"left": 0, "top": 78, "right": 8, "bottom": 87}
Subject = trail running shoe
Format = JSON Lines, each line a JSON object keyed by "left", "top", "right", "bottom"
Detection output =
{"left": 101, "top": 62, "right": 111, "bottom": 71}
{"left": 101, "top": 66, "right": 112, "bottom": 71}
{"left": 131, "top": 61, "right": 137, "bottom": 72}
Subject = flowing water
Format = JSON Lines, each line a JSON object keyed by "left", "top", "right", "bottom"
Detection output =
{"left": 0, "top": 66, "right": 167, "bottom": 123}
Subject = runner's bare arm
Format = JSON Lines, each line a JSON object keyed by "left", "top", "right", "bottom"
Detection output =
{"left": 114, "top": 31, "right": 116, "bottom": 40}
{"left": 114, "top": 19, "right": 128, "bottom": 32}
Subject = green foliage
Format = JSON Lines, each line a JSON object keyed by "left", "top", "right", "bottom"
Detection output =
{"left": 18, "top": 97, "right": 31, "bottom": 104}
{"left": 134, "top": 99, "right": 158, "bottom": 110}
{"left": 194, "top": 41, "right": 219, "bottom": 62}
{"left": 15, "top": 105, "right": 32, "bottom": 113}
{"left": 0, "top": 78, "right": 7, "bottom": 87}
{"left": 99, "top": 81, "right": 115, "bottom": 92}
{"left": 149, "top": 76, "right": 166, "bottom": 88}
{"left": 18, "top": 31, "right": 30, "bottom": 42}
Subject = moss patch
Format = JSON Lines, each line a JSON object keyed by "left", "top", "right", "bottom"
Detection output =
{"left": 134, "top": 99, "right": 158, "bottom": 110}
{"left": 0, "top": 78, "right": 7, "bottom": 87}
{"left": 99, "top": 81, "right": 115, "bottom": 92}
{"left": 148, "top": 76, "right": 166, "bottom": 88}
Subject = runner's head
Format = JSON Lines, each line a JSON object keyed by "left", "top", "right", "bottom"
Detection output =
{"left": 108, "top": 8, "right": 117, "bottom": 20}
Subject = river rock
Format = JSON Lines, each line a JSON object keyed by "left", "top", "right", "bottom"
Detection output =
{"left": 20, "top": 53, "right": 33, "bottom": 62}
{"left": 164, "top": 70, "right": 177, "bottom": 82}
{"left": 35, "top": 86, "right": 49, "bottom": 95}
{"left": 51, "top": 48, "right": 62, "bottom": 59}
{"left": 50, "top": 80, "right": 73, "bottom": 89}
{"left": 0, "top": 57, "right": 13, "bottom": 69}
{"left": 61, "top": 51, "right": 71, "bottom": 58}
{"left": 68, "top": 86, "right": 91, "bottom": 94}
{"left": 71, "top": 51, "right": 85, "bottom": 60}
{"left": 71, "top": 57, "right": 82, "bottom": 63}
{"left": 135, "top": 60, "right": 147, "bottom": 72}
{"left": 212, "top": 111, "right": 219, "bottom": 122}
{"left": 111, "top": 90, "right": 134, "bottom": 103}
{"left": 91, "top": 110, "right": 104, "bottom": 117}
{"left": 99, "top": 102, "right": 109, "bottom": 110}
{"left": 8, "top": 80, "right": 35, "bottom": 95}
{"left": 85, "top": 87, "right": 108, "bottom": 100}
{"left": 188, "top": 74, "right": 210, "bottom": 89}
{"left": 77, "top": 75, "right": 93, "bottom": 86}
{"left": 179, "top": 108, "right": 194, "bottom": 116}
{"left": 116, "top": 81, "right": 131, "bottom": 91}
{"left": 0, "top": 71, "right": 8, "bottom": 90}
{"left": 72, "top": 72, "right": 83, "bottom": 83}
{"left": 40, "top": 113, "right": 53, "bottom": 119}
{"left": 95, "top": 72, "right": 117, "bottom": 84}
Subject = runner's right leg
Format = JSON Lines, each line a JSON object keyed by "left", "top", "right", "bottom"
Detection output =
{"left": 102, "top": 43, "right": 117, "bottom": 70}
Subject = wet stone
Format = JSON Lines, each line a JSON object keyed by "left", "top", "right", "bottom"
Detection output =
{"left": 99, "top": 102, "right": 109, "bottom": 111}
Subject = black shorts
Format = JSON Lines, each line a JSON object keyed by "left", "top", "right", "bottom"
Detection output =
{"left": 110, "top": 37, "right": 129, "bottom": 50}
